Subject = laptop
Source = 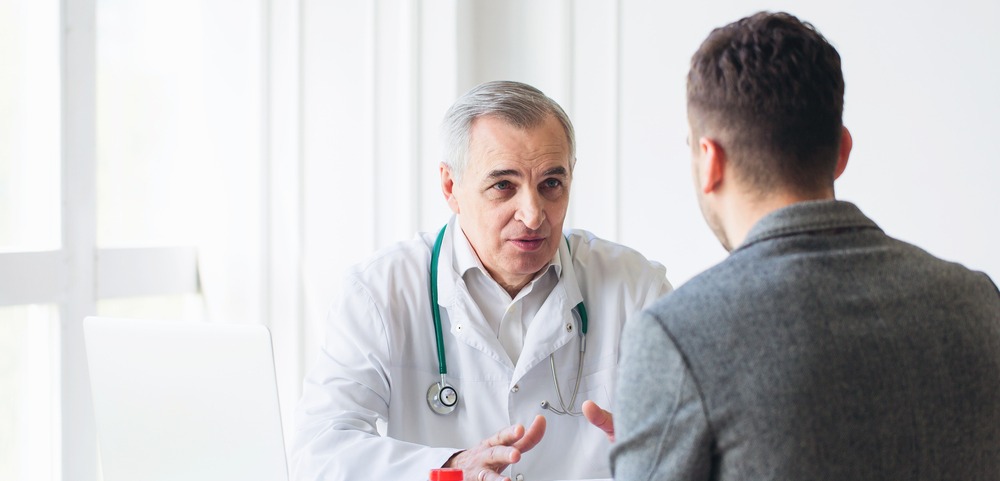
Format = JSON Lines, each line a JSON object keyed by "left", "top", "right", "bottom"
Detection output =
{"left": 83, "top": 316, "right": 289, "bottom": 481}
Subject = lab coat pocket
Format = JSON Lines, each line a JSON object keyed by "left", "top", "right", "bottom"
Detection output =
{"left": 578, "top": 369, "right": 613, "bottom": 411}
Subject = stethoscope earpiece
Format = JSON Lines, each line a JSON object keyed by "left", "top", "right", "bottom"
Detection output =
{"left": 427, "top": 381, "right": 458, "bottom": 415}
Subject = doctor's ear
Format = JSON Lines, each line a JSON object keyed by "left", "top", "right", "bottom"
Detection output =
{"left": 440, "top": 163, "right": 461, "bottom": 214}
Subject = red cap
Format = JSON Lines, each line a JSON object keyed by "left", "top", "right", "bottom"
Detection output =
{"left": 429, "top": 468, "right": 464, "bottom": 481}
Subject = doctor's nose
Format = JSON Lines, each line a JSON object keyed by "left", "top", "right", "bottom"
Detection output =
{"left": 514, "top": 192, "right": 546, "bottom": 230}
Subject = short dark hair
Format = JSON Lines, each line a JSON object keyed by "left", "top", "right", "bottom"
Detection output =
{"left": 687, "top": 12, "right": 845, "bottom": 195}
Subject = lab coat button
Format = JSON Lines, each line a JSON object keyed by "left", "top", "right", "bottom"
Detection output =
{"left": 515, "top": 474, "right": 524, "bottom": 481}
{"left": 456, "top": 324, "right": 463, "bottom": 331}
{"left": 511, "top": 385, "right": 519, "bottom": 393}
{"left": 565, "top": 323, "right": 573, "bottom": 332}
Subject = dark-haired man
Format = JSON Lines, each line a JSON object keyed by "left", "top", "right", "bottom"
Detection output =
{"left": 611, "top": 11, "right": 1000, "bottom": 480}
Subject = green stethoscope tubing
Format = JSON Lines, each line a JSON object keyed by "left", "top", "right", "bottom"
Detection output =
{"left": 429, "top": 226, "right": 449, "bottom": 376}
{"left": 428, "top": 224, "right": 588, "bottom": 415}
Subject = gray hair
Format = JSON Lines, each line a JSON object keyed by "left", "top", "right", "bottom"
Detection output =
{"left": 441, "top": 80, "right": 576, "bottom": 180}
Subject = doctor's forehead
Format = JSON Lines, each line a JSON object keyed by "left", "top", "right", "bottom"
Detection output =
{"left": 466, "top": 119, "right": 571, "bottom": 171}
{"left": 482, "top": 165, "right": 570, "bottom": 179}
{"left": 464, "top": 157, "right": 572, "bottom": 185}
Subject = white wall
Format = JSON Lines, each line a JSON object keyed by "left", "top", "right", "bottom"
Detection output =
{"left": 301, "top": 0, "right": 999, "bottom": 289}
{"left": 624, "top": 0, "right": 1000, "bottom": 285}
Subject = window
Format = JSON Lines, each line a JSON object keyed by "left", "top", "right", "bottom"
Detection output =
{"left": 0, "top": 0, "right": 60, "bottom": 252}
{"left": 0, "top": 305, "right": 59, "bottom": 481}
{"left": 0, "top": 1, "right": 62, "bottom": 479}
{"left": 0, "top": 1, "right": 248, "bottom": 479}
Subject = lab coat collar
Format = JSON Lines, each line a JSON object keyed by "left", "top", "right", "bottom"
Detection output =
{"left": 439, "top": 215, "right": 569, "bottom": 304}
{"left": 435, "top": 216, "right": 585, "bottom": 381}
{"left": 434, "top": 216, "right": 462, "bottom": 307}
{"left": 512, "top": 235, "right": 584, "bottom": 381}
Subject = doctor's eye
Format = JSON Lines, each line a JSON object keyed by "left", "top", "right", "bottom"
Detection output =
{"left": 493, "top": 180, "right": 513, "bottom": 191}
{"left": 540, "top": 178, "right": 565, "bottom": 199}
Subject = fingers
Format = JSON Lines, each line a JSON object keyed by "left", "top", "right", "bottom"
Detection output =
{"left": 511, "top": 415, "right": 546, "bottom": 453}
{"left": 477, "top": 468, "right": 511, "bottom": 481}
{"left": 446, "top": 445, "right": 516, "bottom": 481}
{"left": 489, "top": 423, "right": 525, "bottom": 448}
{"left": 451, "top": 417, "right": 548, "bottom": 481}
{"left": 479, "top": 425, "right": 525, "bottom": 465}
{"left": 487, "top": 444, "right": 520, "bottom": 465}
{"left": 582, "top": 400, "right": 615, "bottom": 442}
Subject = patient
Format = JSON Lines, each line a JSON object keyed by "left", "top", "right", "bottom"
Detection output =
{"left": 611, "top": 11, "right": 1000, "bottom": 480}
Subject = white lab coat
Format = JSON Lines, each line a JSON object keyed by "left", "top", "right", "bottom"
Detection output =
{"left": 291, "top": 216, "right": 672, "bottom": 481}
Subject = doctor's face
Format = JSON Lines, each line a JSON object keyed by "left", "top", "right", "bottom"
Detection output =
{"left": 441, "top": 114, "right": 572, "bottom": 296}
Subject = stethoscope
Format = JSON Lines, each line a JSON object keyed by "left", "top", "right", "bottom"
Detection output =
{"left": 426, "top": 225, "right": 589, "bottom": 416}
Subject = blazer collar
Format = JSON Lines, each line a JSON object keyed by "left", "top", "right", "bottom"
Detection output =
{"left": 737, "top": 200, "right": 882, "bottom": 252}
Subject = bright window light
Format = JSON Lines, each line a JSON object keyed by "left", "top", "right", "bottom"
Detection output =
{"left": 97, "top": 294, "right": 206, "bottom": 322}
{"left": 0, "top": 304, "right": 58, "bottom": 481}
{"left": 96, "top": 0, "right": 261, "bottom": 249}
{"left": 0, "top": 0, "right": 61, "bottom": 252}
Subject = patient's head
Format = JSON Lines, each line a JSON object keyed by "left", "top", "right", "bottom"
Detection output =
{"left": 687, "top": 11, "right": 845, "bottom": 197}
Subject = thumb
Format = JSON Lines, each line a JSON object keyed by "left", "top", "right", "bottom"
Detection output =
{"left": 581, "top": 400, "right": 615, "bottom": 442}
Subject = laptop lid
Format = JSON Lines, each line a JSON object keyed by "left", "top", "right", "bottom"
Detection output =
{"left": 83, "top": 316, "right": 288, "bottom": 481}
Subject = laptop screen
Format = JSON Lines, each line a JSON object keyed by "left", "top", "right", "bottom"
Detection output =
{"left": 83, "top": 316, "right": 288, "bottom": 481}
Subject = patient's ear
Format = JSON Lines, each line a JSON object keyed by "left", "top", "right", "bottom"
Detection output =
{"left": 699, "top": 137, "right": 726, "bottom": 194}
{"left": 834, "top": 126, "right": 852, "bottom": 180}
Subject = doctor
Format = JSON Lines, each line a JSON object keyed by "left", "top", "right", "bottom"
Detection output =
{"left": 291, "top": 81, "right": 672, "bottom": 481}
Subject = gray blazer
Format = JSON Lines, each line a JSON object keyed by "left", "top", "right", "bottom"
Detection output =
{"left": 611, "top": 200, "right": 1000, "bottom": 480}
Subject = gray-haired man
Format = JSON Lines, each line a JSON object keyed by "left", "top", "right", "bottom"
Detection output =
{"left": 292, "top": 81, "right": 672, "bottom": 481}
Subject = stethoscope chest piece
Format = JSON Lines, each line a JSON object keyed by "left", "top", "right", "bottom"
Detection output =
{"left": 427, "top": 381, "right": 458, "bottom": 415}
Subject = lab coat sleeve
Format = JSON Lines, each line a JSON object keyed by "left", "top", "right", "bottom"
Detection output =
{"left": 568, "top": 229, "right": 673, "bottom": 316}
{"left": 290, "top": 277, "right": 458, "bottom": 481}
{"left": 643, "top": 264, "right": 674, "bottom": 310}
{"left": 626, "top": 258, "right": 673, "bottom": 318}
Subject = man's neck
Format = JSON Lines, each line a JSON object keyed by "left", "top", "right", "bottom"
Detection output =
{"left": 494, "top": 273, "right": 531, "bottom": 298}
{"left": 486, "top": 267, "right": 545, "bottom": 299}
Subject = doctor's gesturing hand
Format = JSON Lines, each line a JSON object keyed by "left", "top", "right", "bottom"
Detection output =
{"left": 444, "top": 415, "right": 547, "bottom": 481}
